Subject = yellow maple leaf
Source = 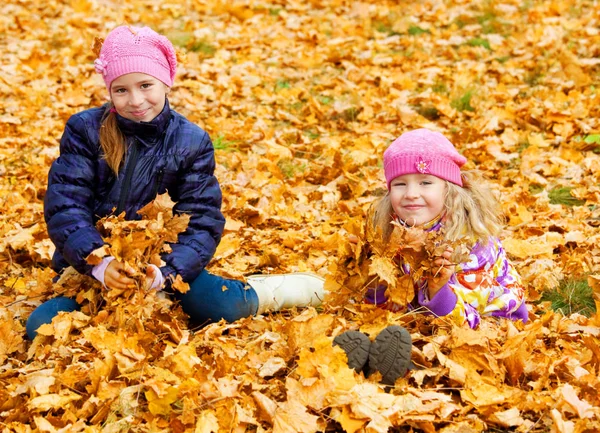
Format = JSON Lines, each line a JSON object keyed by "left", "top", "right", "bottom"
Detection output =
{"left": 195, "top": 410, "right": 220, "bottom": 433}
{"left": 336, "top": 406, "right": 367, "bottom": 433}
{"left": 27, "top": 391, "right": 82, "bottom": 412}
{"left": 273, "top": 400, "right": 319, "bottom": 433}
{"left": 368, "top": 256, "right": 397, "bottom": 287}
{"left": 145, "top": 386, "right": 178, "bottom": 416}
{"left": 386, "top": 274, "right": 415, "bottom": 306}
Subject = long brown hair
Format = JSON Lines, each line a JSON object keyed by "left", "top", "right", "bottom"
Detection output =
{"left": 99, "top": 102, "right": 127, "bottom": 174}
{"left": 370, "top": 170, "right": 503, "bottom": 245}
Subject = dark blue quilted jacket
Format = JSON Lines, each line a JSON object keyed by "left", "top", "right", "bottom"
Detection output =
{"left": 44, "top": 100, "right": 225, "bottom": 283}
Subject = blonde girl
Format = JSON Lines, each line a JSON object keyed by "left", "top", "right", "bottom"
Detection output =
{"left": 334, "top": 128, "right": 527, "bottom": 385}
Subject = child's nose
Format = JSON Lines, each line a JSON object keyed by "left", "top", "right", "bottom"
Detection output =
{"left": 405, "top": 184, "right": 420, "bottom": 198}
{"left": 128, "top": 90, "right": 143, "bottom": 106}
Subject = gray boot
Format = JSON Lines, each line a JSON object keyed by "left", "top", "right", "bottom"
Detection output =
{"left": 333, "top": 330, "right": 371, "bottom": 372}
{"left": 334, "top": 326, "right": 412, "bottom": 385}
{"left": 367, "top": 325, "right": 412, "bottom": 385}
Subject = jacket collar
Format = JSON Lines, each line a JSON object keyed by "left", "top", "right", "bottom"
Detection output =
{"left": 394, "top": 211, "right": 446, "bottom": 232}
{"left": 422, "top": 212, "right": 445, "bottom": 232}
{"left": 115, "top": 99, "right": 171, "bottom": 145}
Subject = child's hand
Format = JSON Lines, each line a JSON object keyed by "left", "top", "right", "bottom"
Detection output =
{"left": 104, "top": 260, "right": 137, "bottom": 290}
{"left": 427, "top": 247, "right": 455, "bottom": 298}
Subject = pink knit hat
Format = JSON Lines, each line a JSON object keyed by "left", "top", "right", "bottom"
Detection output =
{"left": 94, "top": 26, "right": 177, "bottom": 89}
{"left": 383, "top": 129, "right": 467, "bottom": 188}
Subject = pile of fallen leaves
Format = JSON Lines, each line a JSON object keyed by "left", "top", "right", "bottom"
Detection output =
{"left": 1, "top": 0, "right": 600, "bottom": 431}
{"left": 325, "top": 205, "right": 472, "bottom": 310}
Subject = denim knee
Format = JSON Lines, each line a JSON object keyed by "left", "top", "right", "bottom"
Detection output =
{"left": 26, "top": 297, "right": 80, "bottom": 340}
{"left": 176, "top": 270, "right": 258, "bottom": 324}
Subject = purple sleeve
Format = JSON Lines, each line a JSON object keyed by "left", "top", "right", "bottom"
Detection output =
{"left": 365, "top": 284, "right": 388, "bottom": 305}
{"left": 417, "top": 281, "right": 458, "bottom": 317}
{"left": 491, "top": 299, "right": 529, "bottom": 323}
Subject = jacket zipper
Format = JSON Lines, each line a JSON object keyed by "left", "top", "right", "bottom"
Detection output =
{"left": 153, "top": 169, "right": 165, "bottom": 198}
{"left": 115, "top": 139, "right": 139, "bottom": 216}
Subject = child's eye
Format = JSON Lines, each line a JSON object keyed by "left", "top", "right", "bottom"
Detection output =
{"left": 422, "top": 181, "right": 432, "bottom": 185}
{"left": 113, "top": 88, "right": 126, "bottom": 94}
{"left": 141, "top": 83, "right": 153, "bottom": 89}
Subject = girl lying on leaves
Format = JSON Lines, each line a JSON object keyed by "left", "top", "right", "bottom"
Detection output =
{"left": 333, "top": 128, "right": 528, "bottom": 385}
{"left": 26, "top": 25, "right": 325, "bottom": 339}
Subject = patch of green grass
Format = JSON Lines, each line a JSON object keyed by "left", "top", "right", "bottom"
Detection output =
{"left": 548, "top": 186, "right": 586, "bottom": 207}
{"left": 188, "top": 39, "right": 217, "bottom": 56}
{"left": 432, "top": 81, "right": 449, "bottom": 94}
{"left": 525, "top": 67, "right": 544, "bottom": 86}
{"left": 318, "top": 95, "right": 333, "bottom": 105}
{"left": 278, "top": 158, "right": 305, "bottom": 178}
{"left": 540, "top": 278, "right": 596, "bottom": 317}
{"left": 416, "top": 105, "right": 441, "bottom": 120}
{"left": 168, "top": 32, "right": 192, "bottom": 48}
{"left": 213, "top": 134, "right": 238, "bottom": 151}
{"left": 453, "top": 18, "right": 468, "bottom": 29}
{"left": 451, "top": 90, "right": 475, "bottom": 112}
{"left": 572, "top": 134, "right": 600, "bottom": 153}
{"left": 477, "top": 11, "right": 496, "bottom": 25}
{"left": 269, "top": 7, "right": 282, "bottom": 16}
{"left": 517, "top": 140, "right": 530, "bottom": 153}
{"left": 275, "top": 79, "right": 291, "bottom": 91}
{"left": 506, "top": 157, "right": 521, "bottom": 170}
{"left": 476, "top": 8, "right": 505, "bottom": 34}
{"left": 495, "top": 55, "right": 511, "bottom": 63}
{"left": 288, "top": 101, "right": 304, "bottom": 113}
{"left": 453, "top": 6, "right": 501, "bottom": 34}
{"left": 584, "top": 134, "right": 600, "bottom": 143}
{"left": 528, "top": 183, "right": 544, "bottom": 195}
{"left": 408, "top": 25, "right": 430, "bottom": 36}
{"left": 467, "top": 38, "right": 491, "bottom": 50}
{"left": 304, "top": 128, "right": 320, "bottom": 140}
{"left": 373, "top": 20, "right": 396, "bottom": 35}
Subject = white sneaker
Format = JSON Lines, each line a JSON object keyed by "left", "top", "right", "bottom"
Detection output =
{"left": 246, "top": 272, "right": 326, "bottom": 314}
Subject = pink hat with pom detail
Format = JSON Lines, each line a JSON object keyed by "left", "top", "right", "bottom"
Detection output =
{"left": 94, "top": 25, "right": 177, "bottom": 89}
{"left": 383, "top": 129, "right": 467, "bottom": 188}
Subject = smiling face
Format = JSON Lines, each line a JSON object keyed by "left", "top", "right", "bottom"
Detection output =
{"left": 389, "top": 173, "right": 447, "bottom": 226}
{"left": 110, "top": 73, "right": 169, "bottom": 122}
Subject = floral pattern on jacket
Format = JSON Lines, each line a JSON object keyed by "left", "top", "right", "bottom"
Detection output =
{"left": 366, "top": 237, "right": 528, "bottom": 328}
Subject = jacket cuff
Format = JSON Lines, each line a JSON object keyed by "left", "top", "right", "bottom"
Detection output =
{"left": 418, "top": 283, "right": 457, "bottom": 317}
{"left": 91, "top": 256, "right": 115, "bottom": 288}
{"left": 160, "top": 265, "right": 177, "bottom": 289}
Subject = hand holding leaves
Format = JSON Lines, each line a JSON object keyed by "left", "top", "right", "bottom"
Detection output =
{"left": 426, "top": 246, "right": 455, "bottom": 298}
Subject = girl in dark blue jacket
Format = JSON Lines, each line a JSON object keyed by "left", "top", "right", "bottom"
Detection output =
{"left": 27, "top": 25, "right": 325, "bottom": 339}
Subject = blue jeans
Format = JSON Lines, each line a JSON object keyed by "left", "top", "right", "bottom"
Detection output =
{"left": 26, "top": 270, "right": 259, "bottom": 339}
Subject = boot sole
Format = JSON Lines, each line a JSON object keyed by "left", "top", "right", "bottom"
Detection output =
{"left": 333, "top": 331, "right": 371, "bottom": 372}
{"left": 368, "top": 325, "right": 412, "bottom": 385}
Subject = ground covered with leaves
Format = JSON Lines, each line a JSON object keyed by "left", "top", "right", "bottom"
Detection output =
{"left": 1, "top": 0, "right": 600, "bottom": 432}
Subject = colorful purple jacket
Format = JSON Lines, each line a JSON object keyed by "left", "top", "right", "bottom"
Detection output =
{"left": 366, "top": 236, "right": 528, "bottom": 328}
